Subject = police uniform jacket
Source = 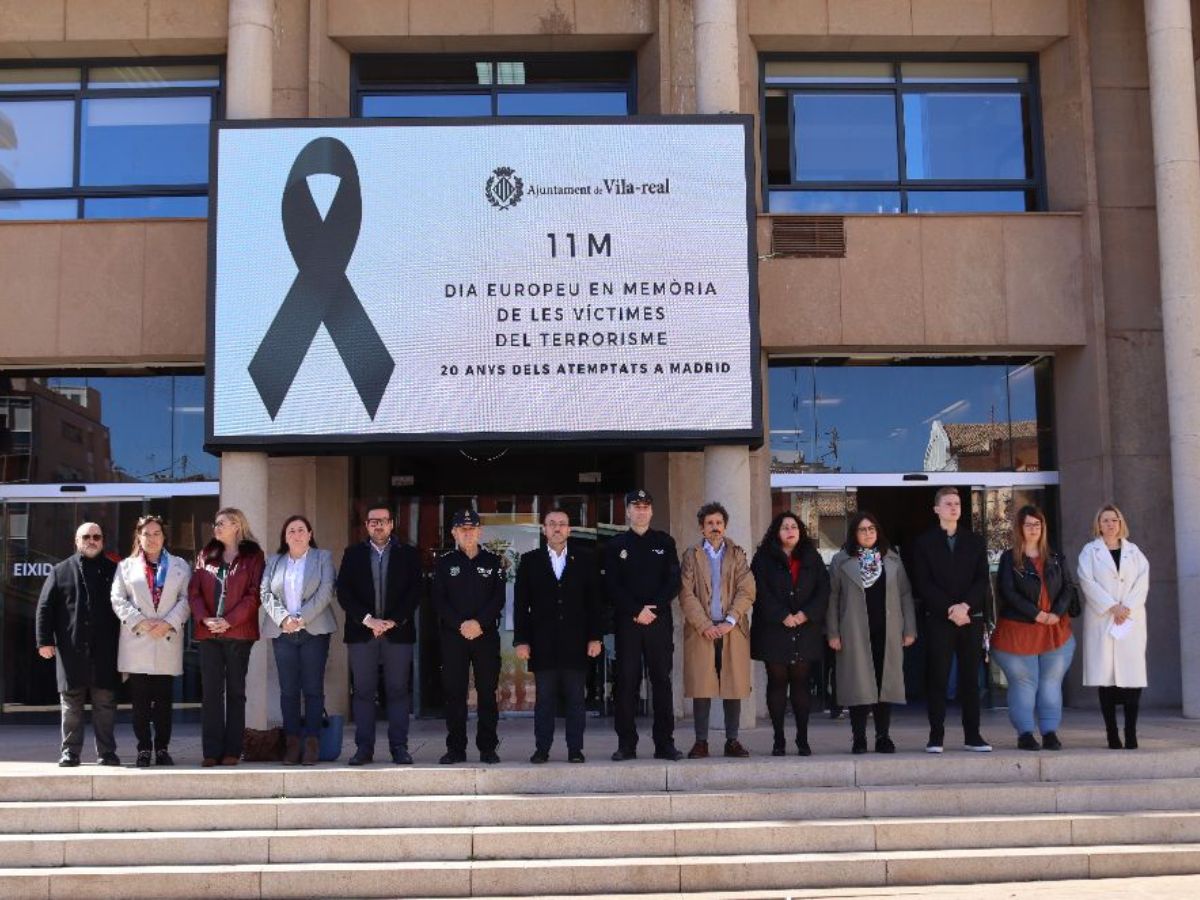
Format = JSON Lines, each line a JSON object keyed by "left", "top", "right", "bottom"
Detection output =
{"left": 433, "top": 547, "right": 506, "bottom": 635}
{"left": 513, "top": 544, "right": 602, "bottom": 672}
{"left": 35, "top": 553, "right": 120, "bottom": 692}
{"left": 750, "top": 540, "right": 830, "bottom": 665}
{"left": 603, "top": 528, "right": 681, "bottom": 629}
{"left": 336, "top": 539, "right": 422, "bottom": 644}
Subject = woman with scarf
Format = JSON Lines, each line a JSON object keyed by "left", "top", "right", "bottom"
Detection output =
{"left": 111, "top": 515, "right": 192, "bottom": 767}
{"left": 826, "top": 511, "right": 917, "bottom": 754}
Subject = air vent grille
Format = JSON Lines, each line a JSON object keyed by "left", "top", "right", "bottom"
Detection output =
{"left": 771, "top": 216, "right": 846, "bottom": 258}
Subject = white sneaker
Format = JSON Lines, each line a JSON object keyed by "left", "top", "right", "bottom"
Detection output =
{"left": 925, "top": 742, "right": 944, "bottom": 754}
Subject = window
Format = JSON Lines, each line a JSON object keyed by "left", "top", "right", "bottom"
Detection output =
{"left": 355, "top": 55, "right": 635, "bottom": 118}
{"left": 0, "top": 60, "right": 220, "bottom": 220}
{"left": 763, "top": 58, "right": 1042, "bottom": 214}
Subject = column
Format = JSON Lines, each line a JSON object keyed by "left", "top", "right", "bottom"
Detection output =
{"left": 221, "top": 0, "right": 275, "bottom": 728}
{"left": 1145, "top": 0, "right": 1200, "bottom": 717}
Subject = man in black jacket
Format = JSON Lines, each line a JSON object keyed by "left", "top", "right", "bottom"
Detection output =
{"left": 604, "top": 489, "right": 683, "bottom": 761}
{"left": 35, "top": 522, "right": 121, "bottom": 767}
{"left": 514, "top": 508, "right": 603, "bottom": 764}
{"left": 433, "top": 509, "right": 506, "bottom": 765}
{"left": 336, "top": 504, "right": 422, "bottom": 765}
{"left": 910, "top": 486, "right": 992, "bottom": 753}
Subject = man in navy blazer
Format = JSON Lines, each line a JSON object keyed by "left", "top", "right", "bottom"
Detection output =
{"left": 336, "top": 503, "right": 422, "bottom": 765}
{"left": 514, "top": 508, "right": 603, "bottom": 764}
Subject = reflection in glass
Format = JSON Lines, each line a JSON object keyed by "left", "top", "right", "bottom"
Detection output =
{"left": 768, "top": 361, "right": 1049, "bottom": 474}
{"left": 80, "top": 96, "right": 210, "bottom": 186}
{"left": 88, "top": 64, "right": 220, "bottom": 89}
{"left": 83, "top": 195, "right": 208, "bottom": 219}
{"left": 0, "top": 100, "right": 75, "bottom": 188}
{"left": 0, "top": 198, "right": 77, "bottom": 220}
{"left": 906, "top": 191, "right": 1030, "bottom": 213}
{"left": 0, "top": 68, "right": 81, "bottom": 91}
{"left": 903, "top": 93, "right": 1029, "bottom": 181}
{"left": 901, "top": 62, "right": 1029, "bottom": 84}
{"left": 497, "top": 91, "right": 629, "bottom": 116}
{"left": 792, "top": 93, "right": 898, "bottom": 181}
{"left": 361, "top": 93, "right": 492, "bottom": 117}
{"left": 768, "top": 190, "right": 901, "bottom": 214}
{"left": 765, "top": 61, "right": 894, "bottom": 84}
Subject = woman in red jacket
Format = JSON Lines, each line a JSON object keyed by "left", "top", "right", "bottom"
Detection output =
{"left": 188, "top": 507, "right": 264, "bottom": 766}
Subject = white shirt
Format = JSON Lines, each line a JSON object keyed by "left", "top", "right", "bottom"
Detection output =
{"left": 283, "top": 552, "right": 307, "bottom": 616}
{"left": 548, "top": 544, "right": 568, "bottom": 581}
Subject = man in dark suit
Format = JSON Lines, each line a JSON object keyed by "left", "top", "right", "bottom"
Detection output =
{"left": 910, "top": 486, "right": 993, "bottom": 754}
{"left": 35, "top": 521, "right": 121, "bottom": 767}
{"left": 514, "top": 508, "right": 603, "bottom": 764}
{"left": 336, "top": 503, "right": 422, "bottom": 765}
{"left": 433, "top": 508, "right": 506, "bottom": 765}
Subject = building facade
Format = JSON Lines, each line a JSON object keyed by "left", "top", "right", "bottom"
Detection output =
{"left": 0, "top": 0, "right": 1196, "bottom": 722}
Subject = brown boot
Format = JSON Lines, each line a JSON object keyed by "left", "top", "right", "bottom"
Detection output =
{"left": 724, "top": 739, "right": 750, "bottom": 758}
{"left": 687, "top": 740, "right": 709, "bottom": 759}
{"left": 282, "top": 735, "right": 302, "bottom": 766}
{"left": 302, "top": 736, "right": 320, "bottom": 766}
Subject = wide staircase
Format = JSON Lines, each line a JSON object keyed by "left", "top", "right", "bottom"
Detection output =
{"left": 0, "top": 747, "right": 1199, "bottom": 898}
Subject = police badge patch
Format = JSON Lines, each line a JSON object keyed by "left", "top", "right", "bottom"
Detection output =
{"left": 477, "top": 567, "right": 494, "bottom": 577}
{"left": 450, "top": 566, "right": 460, "bottom": 576}
{"left": 619, "top": 549, "right": 628, "bottom": 559}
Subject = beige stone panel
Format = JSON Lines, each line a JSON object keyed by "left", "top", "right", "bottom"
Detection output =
{"left": 0, "top": 43, "right": 35, "bottom": 57}
{"left": 476, "top": 764, "right": 666, "bottom": 795}
{"left": 410, "top": 0, "right": 491, "bottom": 35}
{"left": 1111, "top": 456, "right": 1177, "bottom": 574}
{"left": 864, "top": 782, "right": 1055, "bottom": 817}
{"left": 855, "top": 753, "right": 1036, "bottom": 787}
{"left": 269, "top": 828, "right": 472, "bottom": 862}
{"left": 991, "top": 0, "right": 1069, "bottom": 37}
{"left": 493, "top": 0, "right": 576, "bottom": 35}
{"left": 847, "top": 35, "right": 958, "bottom": 51}
{"left": 273, "top": 0, "right": 311, "bottom": 93}
{"left": 62, "top": 833, "right": 269, "bottom": 867}
{"left": 49, "top": 868, "right": 261, "bottom": 899}
{"left": 667, "top": 758, "right": 855, "bottom": 792}
{"left": 0, "top": 773, "right": 90, "bottom": 803}
{"left": 828, "top": 0, "right": 913, "bottom": 36}
{"left": 1092, "top": 88, "right": 1156, "bottom": 209}
{"left": 886, "top": 848, "right": 1088, "bottom": 885}
{"left": 0, "top": 836, "right": 64, "bottom": 867}
{"left": 474, "top": 858, "right": 680, "bottom": 896}
{"left": 1055, "top": 778, "right": 1200, "bottom": 813}
{"left": 1071, "top": 811, "right": 1200, "bottom": 846}
{"left": 76, "top": 799, "right": 277, "bottom": 832}
{"left": 65, "top": 0, "right": 148, "bottom": 40}
{"left": 1087, "top": 0, "right": 1148, "bottom": 89}
{"left": 1088, "top": 846, "right": 1200, "bottom": 879}
{"left": 1003, "top": 216, "right": 1085, "bottom": 346}
{"left": 758, "top": 257, "right": 842, "bottom": 349}
{"left": 874, "top": 815, "right": 1071, "bottom": 850}
{"left": 748, "top": 0, "right": 829, "bottom": 35}
{"left": 679, "top": 854, "right": 886, "bottom": 891}
{"left": 920, "top": 217, "right": 1006, "bottom": 345}
{"left": 327, "top": 0, "right": 411, "bottom": 35}
{"left": 674, "top": 820, "right": 875, "bottom": 855}
{"left": 274, "top": 796, "right": 471, "bottom": 829}
{"left": 840, "top": 217, "right": 923, "bottom": 346}
{"left": 1040, "top": 93, "right": 1086, "bottom": 211}
{"left": 129, "top": 37, "right": 227, "bottom": 54}
{"left": 473, "top": 823, "right": 675, "bottom": 860}
{"left": 27, "top": 39, "right": 141, "bottom": 57}
{"left": 1099, "top": 208, "right": 1161, "bottom": 331}
{"left": 90, "top": 769, "right": 282, "bottom": 801}
{"left": 753, "top": 35, "right": 856, "bottom": 51}
{"left": 950, "top": 34, "right": 1051, "bottom": 51}
{"left": 57, "top": 223, "right": 145, "bottom": 360}
{"left": 0, "top": 803, "right": 79, "bottom": 835}
{"left": 0, "top": 874, "right": 47, "bottom": 900}
{"left": 148, "top": 0, "right": 227, "bottom": 39}
{"left": 264, "top": 864, "right": 470, "bottom": 898}
{"left": 575, "top": 0, "right": 655, "bottom": 34}
{"left": 636, "top": 32, "right": 662, "bottom": 113}
{"left": 670, "top": 787, "right": 866, "bottom": 822}
{"left": 1105, "top": 331, "right": 1169, "bottom": 457}
{"left": 273, "top": 87, "right": 308, "bottom": 117}
{"left": 0, "top": 0, "right": 65, "bottom": 41}
{"left": 911, "top": 0, "right": 989, "bottom": 35}
{"left": 0, "top": 225, "right": 62, "bottom": 363}
{"left": 141, "top": 221, "right": 206, "bottom": 361}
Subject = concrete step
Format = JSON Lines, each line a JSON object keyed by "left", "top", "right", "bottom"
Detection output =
{"left": 4, "top": 777, "right": 1200, "bottom": 834}
{"left": 1, "top": 811, "right": 1199, "bottom": 868}
{"left": 0, "top": 746, "right": 1195, "bottom": 803}
{"left": 2, "top": 844, "right": 1200, "bottom": 898}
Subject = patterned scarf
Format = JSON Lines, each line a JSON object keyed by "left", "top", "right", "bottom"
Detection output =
{"left": 858, "top": 546, "right": 883, "bottom": 589}
{"left": 142, "top": 550, "right": 170, "bottom": 610}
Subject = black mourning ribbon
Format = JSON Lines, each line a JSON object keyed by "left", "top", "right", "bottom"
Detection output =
{"left": 249, "top": 137, "right": 394, "bottom": 420}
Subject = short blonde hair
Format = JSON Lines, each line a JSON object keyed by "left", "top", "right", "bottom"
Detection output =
{"left": 214, "top": 507, "right": 259, "bottom": 547}
{"left": 1093, "top": 503, "right": 1130, "bottom": 541}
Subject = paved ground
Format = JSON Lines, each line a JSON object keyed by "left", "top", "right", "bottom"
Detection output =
{"left": 0, "top": 706, "right": 1195, "bottom": 770}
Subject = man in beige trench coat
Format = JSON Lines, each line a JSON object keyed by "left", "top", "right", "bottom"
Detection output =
{"left": 678, "top": 501, "right": 756, "bottom": 758}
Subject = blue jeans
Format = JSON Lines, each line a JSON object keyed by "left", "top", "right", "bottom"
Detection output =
{"left": 993, "top": 633, "right": 1076, "bottom": 737}
{"left": 273, "top": 631, "right": 331, "bottom": 738}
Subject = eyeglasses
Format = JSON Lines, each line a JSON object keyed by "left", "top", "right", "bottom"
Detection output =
{"left": 213, "top": 519, "right": 233, "bottom": 529}
{"left": 366, "top": 518, "right": 391, "bottom": 527}
{"left": 80, "top": 534, "right": 103, "bottom": 542}
{"left": 856, "top": 525, "right": 877, "bottom": 533}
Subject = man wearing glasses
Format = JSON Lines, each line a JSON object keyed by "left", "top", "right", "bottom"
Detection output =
{"left": 336, "top": 503, "right": 422, "bottom": 765}
{"left": 35, "top": 522, "right": 122, "bottom": 767}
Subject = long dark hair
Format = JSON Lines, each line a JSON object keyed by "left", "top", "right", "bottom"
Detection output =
{"left": 277, "top": 515, "right": 318, "bottom": 555}
{"left": 843, "top": 511, "right": 890, "bottom": 557}
{"left": 757, "top": 511, "right": 811, "bottom": 561}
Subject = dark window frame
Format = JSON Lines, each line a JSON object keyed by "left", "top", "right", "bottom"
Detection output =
{"left": 0, "top": 56, "right": 224, "bottom": 219}
{"left": 759, "top": 53, "right": 1047, "bottom": 214}
{"left": 351, "top": 53, "right": 637, "bottom": 117}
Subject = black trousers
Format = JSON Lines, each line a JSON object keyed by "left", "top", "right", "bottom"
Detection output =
{"left": 613, "top": 618, "right": 674, "bottom": 752}
{"left": 60, "top": 685, "right": 117, "bottom": 757}
{"left": 440, "top": 629, "right": 500, "bottom": 754}
{"left": 128, "top": 673, "right": 174, "bottom": 752}
{"left": 925, "top": 617, "right": 984, "bottom": 738}
{"left": 199, "top": 638, "right": 253, "bottom": 760}
{"left": 533, "top": 667, "right": 587, "bottom": 754}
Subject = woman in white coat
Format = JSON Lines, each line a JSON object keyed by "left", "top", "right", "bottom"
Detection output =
{"left": 111, "top": 515, "right": 192, "bottom": 767}
{"left": 1077, "top": 504, "right": 1150, "bottom": 749}
{"left": 260, "top": 515, "right": 337, "bottom": 766}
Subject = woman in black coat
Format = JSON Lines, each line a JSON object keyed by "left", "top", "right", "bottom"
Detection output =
{"left": 751, "top": 511, "right": 830, "bottom": 756}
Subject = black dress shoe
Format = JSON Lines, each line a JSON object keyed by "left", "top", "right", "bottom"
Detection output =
{"left": 135, "top": 751, "right": 152, "bottom": 768}
{"left": 794, "top": 741, "right": 812, "bottom": 757}
{"left": 772, "top": 738, "right": 786, "bottom": 757}
{"left": 610, "top": 747, "right": 636, "bottom": 761}
{"left": 439, "top": 750, "right": 467, "bottom": 765}
{"left": 875, "top": 736, "right": 896, "bottom": 754}
{"left": 391, "top": 748, "right": 413, "bottom": 765}
{"left": 58, "top": 751, "right": 81, "bottom": 768}
{"left": 155, "top": 749, "right": 175, "bottom": 766}
{"left": 568, "top": 751, "right": 585, "bottom": 764}
{"left": 1041, "top": 731, "right": 1062, "bottom": 751}
{"left": 529, "top": 750, "right": 550, "bottom": 764}
{"left": 97, "top": 752, "right": 121, "bottom": 767}
{"left": 851, "top": 736, "right": 868, "bottom": 755}
{"left": 479, "top": 750, "right": 501, "bottom": 764}
{"left": 654, "top": 746, "right": 684, "bottom": 761}
{"left": 347, "top": 748, "right": 374, "bottom": 766}
{"left": 1017, "top": 732, "right": 1041, "bottom": 751}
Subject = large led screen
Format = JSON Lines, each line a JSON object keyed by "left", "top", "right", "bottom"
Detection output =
{"left": 207, "top": 118, "right": 759, "bottom": 447}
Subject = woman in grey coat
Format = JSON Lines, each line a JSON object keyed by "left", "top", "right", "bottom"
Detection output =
{"left": 827, "top": 511, "right": 917, "bottom": 754}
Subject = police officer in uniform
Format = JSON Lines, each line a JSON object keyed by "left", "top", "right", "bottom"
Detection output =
{"left": 433, "top": 509, "right": 506, "bottom": 764}
{"left": 605, "top": 489, "right": 683, "bottom": 761}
